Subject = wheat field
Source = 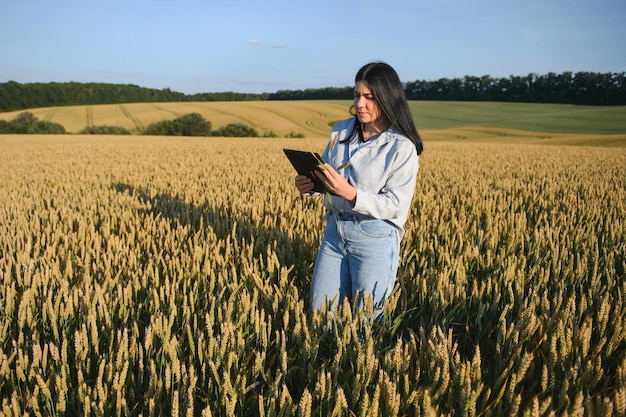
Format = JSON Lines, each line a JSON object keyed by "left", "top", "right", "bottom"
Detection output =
{"left": 1, "top": 134, "right": 625, "bottom": 416}
{"left": 0, "top": 102, "right": 351, "bottom": 137}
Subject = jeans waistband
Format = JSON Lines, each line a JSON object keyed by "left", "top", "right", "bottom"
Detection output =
{"left": 333, "top": 211, "right": 370, "bottom": 221}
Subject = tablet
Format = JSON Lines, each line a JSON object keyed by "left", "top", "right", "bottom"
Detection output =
{"left": 283, "top": 148, "right": 326, "bottom": 193}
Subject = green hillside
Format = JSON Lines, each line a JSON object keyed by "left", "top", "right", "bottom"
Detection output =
{"left": 405, "top": 101, "right": 626, "bottom": 134}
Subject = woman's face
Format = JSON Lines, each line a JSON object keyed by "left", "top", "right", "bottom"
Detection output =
{"left": 353, "top": 81, "right": 385, "bottom": 127}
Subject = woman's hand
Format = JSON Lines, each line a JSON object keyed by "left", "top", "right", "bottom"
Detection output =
{"left": 295, "top": 175, "right": 315, "bottom": 195}
{"left": 315, "top": 164, "right": 357, "bottom": 204}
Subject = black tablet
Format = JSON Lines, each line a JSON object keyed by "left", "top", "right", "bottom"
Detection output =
{"left": 283, "top": 148, "right": 326, "bottom": 193}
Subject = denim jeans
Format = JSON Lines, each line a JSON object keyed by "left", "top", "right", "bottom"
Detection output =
{"left": 310, "top": 213, "right": 400, "bottom": 318}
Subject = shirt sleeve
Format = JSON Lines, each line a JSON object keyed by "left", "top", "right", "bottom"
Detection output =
{"left": 349, "top": 143, "right": 419, "bottom": 220}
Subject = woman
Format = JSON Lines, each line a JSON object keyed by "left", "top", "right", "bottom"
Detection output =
{"left": 295, "top": 61, "right": 423, "bottom": 318}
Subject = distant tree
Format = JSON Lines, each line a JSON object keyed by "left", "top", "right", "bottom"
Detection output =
{"left": 171, "top": 113, "right": 212, "bottom": 136}
{"left": 1, "top": 111, "right": 65, "bottom": 134}
{"left": 268, "top": 86, "right": 352, "bottom": 100}
{"left": 143, "top": 113, "right": 212, "bottom": 136}
{"left": 142, "top": 119, "right": 172, "bottom": 136}
{"left": 80, "top": 125, "right": 131, "bottom": 135}
{"left": 29, "top": 120, "right": 66, "bottom": 134}
{"left": 189, "top": 91, "right": 267, "bottom": 101}
{"left": 212, "top": 123, "right": 258, "bottom": 137}
{"left": 8, "top": 112, "right": 39, "bottom": 133}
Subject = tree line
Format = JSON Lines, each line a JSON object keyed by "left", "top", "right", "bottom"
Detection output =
{"left": 1, "top": 71, "right": 624, "bottom": 112}
{"left": 404, "top": 72, "right": 626, "bottom": 105}
{"left": 272, "top": 72, "right": 626, "bottom": 105}
{"left": 0, "top": 82, "right": 268, "bottom": 112}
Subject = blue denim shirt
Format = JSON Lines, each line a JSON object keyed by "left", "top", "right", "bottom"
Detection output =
{"left": 321, "top": 117, "right": 419, "bottom": 240}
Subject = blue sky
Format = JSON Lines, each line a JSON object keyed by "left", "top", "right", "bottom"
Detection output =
{"left": 1, "top": 0, "right": 624, "bottom": 94}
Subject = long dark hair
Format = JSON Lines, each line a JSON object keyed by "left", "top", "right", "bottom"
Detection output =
{"left": 350, "top": 62, "right": 423, "bottom": 154}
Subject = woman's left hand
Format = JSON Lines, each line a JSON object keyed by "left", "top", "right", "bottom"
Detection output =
{"left": 315, "top": 163, "right": 357, "bottom": 204}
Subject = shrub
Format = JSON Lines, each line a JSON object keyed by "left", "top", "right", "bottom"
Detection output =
{"left": 286, "top": 131, "right": 305, "bottom": 138}
{"left": 143, "top": 113, "right": 212, "bottom": 136}
{"left": 263, "top": 130, "right": 279, "bottom": 138}
{"left": 142, "top": 119, "right": 172, "bottom": 136}
{"left": 2, "top": 112, "right": 66, "bottom": 134}
{"left": 29, "top": 120, "right": 66, "bottom": 134}
{"left": 0, "top": 120, "right": 10, "bottom": 134}
{"left": 80, "top": 125, "right": 131, "bottom": 135}
{"left": 8, "top": 112, "right": 39, "bottom": 133}
{"left": 212, "top": 123, "right": 259, "bottom": 137}
{"left": 171, "top": 113, "right": 212, "bottom": 136}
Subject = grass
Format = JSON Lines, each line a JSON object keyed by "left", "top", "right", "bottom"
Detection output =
{"left": 406, "top": 101, "right": 626, "bottom": 134}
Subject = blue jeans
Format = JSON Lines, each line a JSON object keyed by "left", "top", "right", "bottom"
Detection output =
{"left": 309, "top": 213, "right": 400, "bottom": 318}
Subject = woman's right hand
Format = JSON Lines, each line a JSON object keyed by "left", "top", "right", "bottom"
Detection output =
{"left": 295, "top": 175, "right": 315, "bottom": 195}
